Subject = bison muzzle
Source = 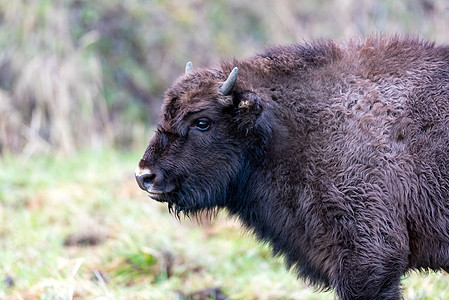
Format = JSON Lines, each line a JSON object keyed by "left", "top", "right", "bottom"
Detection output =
{"left": 136, "top": 37, "right": 449, "bottom": 299}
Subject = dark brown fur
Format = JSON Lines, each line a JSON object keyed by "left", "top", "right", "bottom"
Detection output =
{"left": 136, "top": 37, "right": 449, "bottom": 299}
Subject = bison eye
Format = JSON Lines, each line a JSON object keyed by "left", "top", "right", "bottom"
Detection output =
{"left": 192, "top": 118, "right": 211, "bottom": 131}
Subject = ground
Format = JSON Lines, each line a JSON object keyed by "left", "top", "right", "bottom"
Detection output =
{"left": 0, "top": 150, "right": 447, "bottom": 299}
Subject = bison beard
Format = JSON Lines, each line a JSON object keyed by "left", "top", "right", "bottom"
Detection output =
{"left": 136, "top": 36, "right": 449, "bottom": 299}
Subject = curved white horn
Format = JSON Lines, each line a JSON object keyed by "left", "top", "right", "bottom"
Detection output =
{"left": 219, "top": 67, "right": 238, "bottom": 96}
{"left": 185, "top": 61, "right": 194, "bottom": 75}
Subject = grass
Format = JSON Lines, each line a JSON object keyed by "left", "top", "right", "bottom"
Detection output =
{"left": 0, "top": 150, "right": 448, "bottom": 299}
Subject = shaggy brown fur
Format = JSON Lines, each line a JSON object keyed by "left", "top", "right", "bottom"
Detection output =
{"left": 136, "top": 36, "right": 449, "bottom": 299}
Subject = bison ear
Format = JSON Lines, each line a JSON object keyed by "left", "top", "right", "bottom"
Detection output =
{"left": 234, "top": 91, "right": 264, "bottom": 126}
{"left": 237, "top": 91, "right": 262, "bottom": 110}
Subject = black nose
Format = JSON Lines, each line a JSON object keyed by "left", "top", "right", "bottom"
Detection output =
{"left": 135, "top": 172, "right": 156, "bottom": 192}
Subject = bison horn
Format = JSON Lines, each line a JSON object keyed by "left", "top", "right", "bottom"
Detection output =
{"left": 219, "top": 67, "right": 238, "bottom": 96}
{"left": 185, "top": 61, "right": 194, "bottom": 75}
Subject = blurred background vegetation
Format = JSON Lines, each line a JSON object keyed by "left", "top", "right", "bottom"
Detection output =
{"left": 1, "top": 0, "right": 449, "bottom": 299}
{"left": 1, "top": 0, "right": 449, "bottom": 155}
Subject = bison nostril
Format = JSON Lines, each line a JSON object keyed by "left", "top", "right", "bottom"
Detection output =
{"left": 143, "top": 173, "right": 156, "bottom": 185}
{"left": 136, "top": 172, "right": 156, "bottom": 191}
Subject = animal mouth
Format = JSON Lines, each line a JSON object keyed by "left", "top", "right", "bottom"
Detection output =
{"left": 146, "top": 187, "right": 192, "bottom": 216}
{"left": 147, "top": 191, "right": 167, "bottom": 202}
{"left": 147, "top": 189, "right": 179, "bottom": 204}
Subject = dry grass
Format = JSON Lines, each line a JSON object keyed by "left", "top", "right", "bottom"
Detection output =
{"left": 0, "top": 0, "right": 111, "bottom": 155}
{"left": 1, "top": 0, "right": 449, "bottom": 154}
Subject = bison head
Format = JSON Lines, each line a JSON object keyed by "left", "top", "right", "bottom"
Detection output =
{"left": 135, "top": 62, "right": 270, "bottom": 216}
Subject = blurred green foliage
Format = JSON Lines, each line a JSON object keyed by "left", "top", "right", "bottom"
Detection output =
{"left": 0, "top": 0, "right": 448, "bottom": 154}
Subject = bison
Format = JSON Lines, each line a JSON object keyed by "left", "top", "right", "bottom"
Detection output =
{"left": 135, "top": 36, "right": 449, "bottom": 299}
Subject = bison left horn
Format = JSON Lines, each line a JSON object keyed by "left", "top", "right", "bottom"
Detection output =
{"left": 219, "top": 67, "right": 238, "bottom": 96}
{"left": 185, "top": 61, "right": 194, "bottom": 75}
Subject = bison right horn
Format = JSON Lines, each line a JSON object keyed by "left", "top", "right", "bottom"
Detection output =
{"left": 185, "top": 61, "right": 194, "bottom": 75}
{"left": 219, "top": 67, "right": 238, "bottom": 96}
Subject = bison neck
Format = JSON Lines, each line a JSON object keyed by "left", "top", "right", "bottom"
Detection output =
{"left": 226, "top": 117, "right": 330, "bottom": 287}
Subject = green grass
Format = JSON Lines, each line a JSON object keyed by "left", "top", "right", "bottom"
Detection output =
{"left": 0, "top": 150, "right": 448, "bottom": 299}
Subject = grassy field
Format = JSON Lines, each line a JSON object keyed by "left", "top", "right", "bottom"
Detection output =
{"left": 0, "top": 150, "right": 448, "bottom": 300}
